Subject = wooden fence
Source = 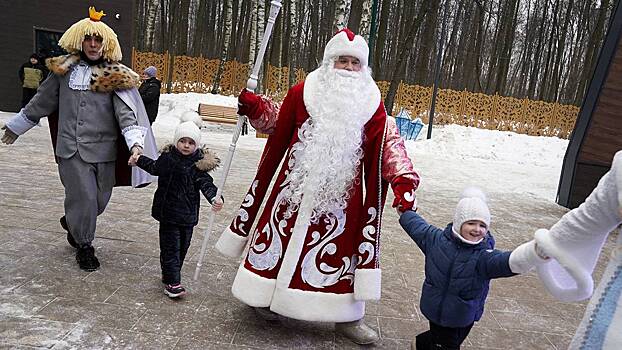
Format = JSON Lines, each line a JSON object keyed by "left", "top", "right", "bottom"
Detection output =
{"left": 132, "top": 48, "right": 579, "bottom": 139}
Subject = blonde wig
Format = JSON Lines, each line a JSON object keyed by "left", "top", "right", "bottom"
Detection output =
{"left": 58, "top": 7, "right": 122, "bottom": 62}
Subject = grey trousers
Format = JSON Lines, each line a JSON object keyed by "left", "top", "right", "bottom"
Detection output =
{"left": 58, "top": 153, "right": 116, "bottom": 246}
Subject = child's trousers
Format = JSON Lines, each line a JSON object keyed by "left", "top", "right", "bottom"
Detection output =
{"left": 159, "top": 223, "right": 194, "bottom": 285}
{"left": 415, "top": 321, "right": 473, "bottom": 350}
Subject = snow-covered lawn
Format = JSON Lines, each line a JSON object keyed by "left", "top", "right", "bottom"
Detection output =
{"left": 1, "top": 91, "right": 569, "bottom": 202}
{"left": 151, "top": 92, "right": 568, "bottom": 201}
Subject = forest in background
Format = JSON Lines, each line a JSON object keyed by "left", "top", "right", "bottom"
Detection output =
{"left": 133, "top": 0, "right": 616, "bottom": 107}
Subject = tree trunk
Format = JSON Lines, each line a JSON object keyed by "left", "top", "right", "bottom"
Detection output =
{"left": 385, "top": 0, "right": 430, "bottom": 114}
{"left": 548, "top": 0, "right": 573, "bottom": 102}
{"left": 494, "top": 0, "right": 519, "bottom": 95}
{"left": 333, "top": 0, "right": 350, "bottom": 32}
{"left": 373, "top": 0, "right": 391, "bottom": 79}
{"left": 144, "top": 0, "right": 159, "bottom": 51}
{"left": 575, "top": 0, "right": 610, "bottom": 105}
{"left": 248, "top": 0, "right": 258, "bottom": 67}
{"left": 192, "top": 0, "right": 207, "bottom": 56}
{"left": 413, "top": 0, "right": 439, "bottom": 86}
{"left": 308, "top": 0, "right": 320, "bottom": 69}
{"left": 288, "top": 0, "right": 299, "bottom": 87}
{"left": 358, "top": 0, "right": 373, "bottom": 40}
{"left": 212, "top": 0, "right": 233, "bottom": 93}
{"left": 348, "top": 0, "right": 364, "bottom": 33}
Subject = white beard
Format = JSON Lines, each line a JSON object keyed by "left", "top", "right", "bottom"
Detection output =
{"left": 283, "top": 64, "right": 378, "bottom": 222}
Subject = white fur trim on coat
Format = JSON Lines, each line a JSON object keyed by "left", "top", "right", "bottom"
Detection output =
{"left": 534, "top": 154, "right": 622, "bottom": 302}
{"left": 231, "top": 261, "right": 366, "bottom": 322}
{"left": 535, "top": 228, "right": 595, "bottom": 302}
{"left": 121, "top": 125, "right": 146, "bottom": 149}
{"left": 215, "top": 226, "right": 248, "bottom": 258}
{"left": 354, "top": 268, "right": 382, "bottom": 301}
{"left": 270, "top": 285, "right": 365, "bottom": 323}
{"left": 231, "top": 264, "right": 275, "bottom": 307}
{"left": 508, "top": 240, "right": 548, "bottom": 274}
{"left": 5, "top": 110, "right": 37, "bottom": 135}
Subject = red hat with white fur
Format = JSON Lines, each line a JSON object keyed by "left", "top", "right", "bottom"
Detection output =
{"left": 323, "top": 28, "right": 369, "bottom": 67}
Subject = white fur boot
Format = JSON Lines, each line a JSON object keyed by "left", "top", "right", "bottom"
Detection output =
{"left": 335, "top": 319, "right": 379, "bottom": 345}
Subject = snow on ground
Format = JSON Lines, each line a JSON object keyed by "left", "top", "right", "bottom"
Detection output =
{"left": 153, "top": 92, "right": 568, "bottom": 201}
{"left": 406, "top": 124, "right": 568, "bottom": 200}
{"left": 1, "top": 91, "right": 569, "bottom": 202}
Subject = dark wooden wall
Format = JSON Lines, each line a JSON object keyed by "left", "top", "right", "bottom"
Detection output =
{"left": 0, "top": 1, "right": 134, "bottom": 112}
{"left": 557, "top": 1, "right": 622, "bottom": 208}
{"left": 579, "top": 36, "right": 622, "bottom": 166}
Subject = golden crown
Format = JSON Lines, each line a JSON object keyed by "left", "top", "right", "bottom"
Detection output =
{"left": 89, "top": 6, "right": 106, "bottom": 21}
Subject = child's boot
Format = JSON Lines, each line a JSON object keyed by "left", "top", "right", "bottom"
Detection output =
{"left": 164, "top": 284, "right": 187, "bottom": 298}
{"left": 335, "top": 319, "right": 379, "bottom": 345}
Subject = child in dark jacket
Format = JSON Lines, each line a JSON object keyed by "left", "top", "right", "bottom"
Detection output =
{"left": 398, "top": 188, "right": 548, "bottom": 350}
{"left": 129, "top": 121, "right": 223, "bottom": 298}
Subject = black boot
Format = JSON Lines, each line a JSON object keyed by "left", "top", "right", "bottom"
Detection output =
{"left": 60, "top": 216, "right": 78, "bottom": 248}
{"left": 76, "top": 245, "right": 100, "bottom": 271}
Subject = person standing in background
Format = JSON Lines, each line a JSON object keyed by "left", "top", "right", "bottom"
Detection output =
{"left": 139, "top": 66, "right": 161, "bottom": 125}
{"left": 18, "top": 53, "right": 48, "bottom": 108}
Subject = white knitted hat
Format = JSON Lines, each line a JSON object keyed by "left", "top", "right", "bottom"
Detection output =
{"left": 323, "top": 28, "right": 369, "bottom": 67}
{"left": 453, "top": 187, "right": 491, "bottom": 231}
{"left": 174, "top": 121, "right": 201, "bottom": 145}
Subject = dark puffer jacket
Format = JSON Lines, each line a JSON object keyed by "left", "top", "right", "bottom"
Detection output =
{"left": 399, "top": 210, "right": 515, "bottom": 328}
{"left": 138, "top": 77, "right": 161, "bottom": 124}
{"left": 137, "top": 144, "right": 220, "bottom": 226}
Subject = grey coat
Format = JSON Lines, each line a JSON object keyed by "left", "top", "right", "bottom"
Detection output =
{"left": 22, "top": 65, "right": 138, "bottom": 163}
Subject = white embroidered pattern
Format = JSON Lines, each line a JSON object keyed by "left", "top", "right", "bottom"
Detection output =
{"left": 358, "top": 208, "right": 378, "bottom": 267}
{"left": 233, "top": 180, "right": 258, "bottom": 235}
{"left": 300, "top": 209, "right": 357, "bottom": 288}
{"left": 247, "top": 180, "right": 289, "bottom": 271}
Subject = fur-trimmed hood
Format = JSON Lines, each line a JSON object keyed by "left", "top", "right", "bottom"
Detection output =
{"left": 160, "top": 144, "right": 220, "bottom": 172}
{"left": 46, "top": 54, "right": 140, "bottom": 92}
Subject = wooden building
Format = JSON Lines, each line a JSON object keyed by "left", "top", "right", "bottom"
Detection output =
{"left": 557, "top": 0, "right": 622, "bottom": 208}
{"left": 0, "top": 1, "right": 134, "bottom": 112}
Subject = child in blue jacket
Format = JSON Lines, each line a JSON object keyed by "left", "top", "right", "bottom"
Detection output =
{"left": 398, "top": 188, "right": 548, "bottom": 350}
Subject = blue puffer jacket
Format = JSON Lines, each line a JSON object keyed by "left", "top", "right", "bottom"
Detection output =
{"left": 399, "top": 210, "right": 516, "bottom": 328}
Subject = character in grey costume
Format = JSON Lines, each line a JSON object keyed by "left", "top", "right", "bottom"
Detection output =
{"left": 1, "top": 7, "right": 157, "bottom": 271}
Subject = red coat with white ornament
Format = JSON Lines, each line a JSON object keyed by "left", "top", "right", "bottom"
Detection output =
{"left": 216, "top": 71, "right": 419, "bottom": 323}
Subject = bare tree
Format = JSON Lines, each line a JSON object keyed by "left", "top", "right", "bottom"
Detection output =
{"left": 333, "top": 0, "right": 350, "bottom": 32}
{"left": 212, "top": 0, "right": 233, "bottom": 93}
{"left": 358, "top": 0, "right": 373, "bottom": 40}
{"left": 385, "top": 0, "right": 430, "bottom": 114}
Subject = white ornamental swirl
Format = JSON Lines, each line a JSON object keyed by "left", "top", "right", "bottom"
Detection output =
{"left": 233, "top": 180, "right": 259, "bottom": 235}
{"left": 247, "top": 176, "right": 291, "bottom": 271}
{"left": 300, "top": 209, "right": 354, "bottom": 288}
{"left": 358, "top": 207, "right": 378, "bottom": 266}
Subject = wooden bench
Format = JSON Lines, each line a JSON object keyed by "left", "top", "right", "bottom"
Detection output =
{"left": 198, "top": 102, "right": 269, "bottom": 138}
{"left": 198, "top": 103, "right": 239, "bottom": 124}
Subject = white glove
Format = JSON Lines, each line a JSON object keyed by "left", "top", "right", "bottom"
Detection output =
{"left": 1, "top": 125, "right": 18, "bottom": 144}
{"left": 509, "top": 240, "right": 549, "bottom": 274}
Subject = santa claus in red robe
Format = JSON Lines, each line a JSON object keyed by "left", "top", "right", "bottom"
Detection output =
{"left": 215, "top": 29, "right": 419, "bottom": 344}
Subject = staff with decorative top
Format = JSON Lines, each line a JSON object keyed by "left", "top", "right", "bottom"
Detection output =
{"left": 215, "top": 28, "right": 420, "bottom": 345}
{"left": 0, "top": 7, "right": 157, "bottom": 272}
